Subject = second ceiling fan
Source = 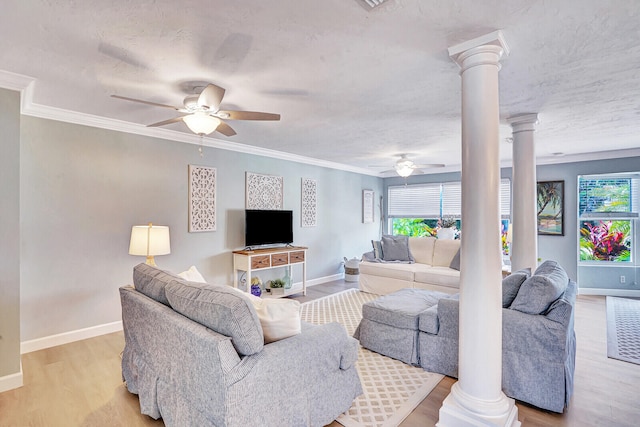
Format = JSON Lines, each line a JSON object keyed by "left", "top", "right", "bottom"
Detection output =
{"left": 112, "top": 83, "right": 280, "bottom": 137}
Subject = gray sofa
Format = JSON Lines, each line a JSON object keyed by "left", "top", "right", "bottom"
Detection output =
{"left": 120, "top": 263, "right": 362, "bottom": 427}
{"left": 418, "top": 260, "right": 577, "bottom": 413}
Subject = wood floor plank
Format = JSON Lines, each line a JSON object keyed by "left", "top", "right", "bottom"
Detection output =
{"left": 1, "top": 281, "right": 638, "bottom": 426}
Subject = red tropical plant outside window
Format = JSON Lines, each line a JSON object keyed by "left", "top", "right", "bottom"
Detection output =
{"left": 580, "top": 220, "right": 631, "bottom": 262}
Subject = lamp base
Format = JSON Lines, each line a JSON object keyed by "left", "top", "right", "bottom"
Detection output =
{"left": 145, "top": 256, "right": 157, "bottom": 266}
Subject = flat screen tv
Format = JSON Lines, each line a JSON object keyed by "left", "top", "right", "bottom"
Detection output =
{"left": 245, "top": 209, "right": 293, "bottom": 247}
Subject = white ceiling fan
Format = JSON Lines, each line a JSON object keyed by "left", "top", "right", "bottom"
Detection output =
{"left": 111, "top": 82, "right": 280, "bottom": 137}
{"left": 373, "top": 154, "right": 445, "bottom": 177}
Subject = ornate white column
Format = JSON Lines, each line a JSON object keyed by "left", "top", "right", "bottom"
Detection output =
{"left": 508, "top": 114, "right": 539, "bottom": 273}
{"left": 439, "top": 31, "right": 520, "bottom": 427}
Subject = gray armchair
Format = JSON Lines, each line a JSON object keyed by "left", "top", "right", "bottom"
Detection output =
{"left": 120, "top": 264, "right": 362, "bottom": 426}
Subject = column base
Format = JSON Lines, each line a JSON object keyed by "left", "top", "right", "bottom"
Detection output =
{"left": 437, "top": 382, "right": 521, "bottom": 427}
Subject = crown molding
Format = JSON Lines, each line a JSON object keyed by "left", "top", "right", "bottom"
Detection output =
{"left": 2, "top": 70, "right": 639, "bottom": 179}
{"left": 0, "top": 70, "right": 378, "bottom": 177}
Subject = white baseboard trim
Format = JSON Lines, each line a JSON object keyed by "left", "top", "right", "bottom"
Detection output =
{"left": 578, "top": 287, "right": 640, "bottom": 297}
{"left": 300, "top": 273, "right": 345, "bottom": 288}
{"left": 21, "top": 321, "right": 123, "bottom": 354}
{"left": 0, "top": 362, "right": 23, "bottom": 393}
{"left": 18, "top": 274, "right": 346, "bottom": 355}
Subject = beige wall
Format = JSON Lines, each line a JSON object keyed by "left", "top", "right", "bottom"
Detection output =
{"left": 0, "top": 88, "right": 21, "bottom": 379}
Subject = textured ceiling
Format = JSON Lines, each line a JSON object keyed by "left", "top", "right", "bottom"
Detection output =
{"left": 1, "top": 0, "right": 639, "bottom": 175}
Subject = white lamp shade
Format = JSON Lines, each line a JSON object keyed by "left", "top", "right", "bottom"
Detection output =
{"left": 183, "top": 112, "right": 221, "bottom": 135}
{"left": 129, "top": 225, "right": 171, "bottom": 256}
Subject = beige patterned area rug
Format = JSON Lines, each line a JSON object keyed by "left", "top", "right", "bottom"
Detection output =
{"left": 606, "top": 296, "right": 640, "bottom": 365}
{"left": 301, "top": 289, "right": 444, "bottom": 427}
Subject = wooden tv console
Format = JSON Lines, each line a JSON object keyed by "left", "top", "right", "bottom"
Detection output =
{"left": 232, "top": 246, "right": 307, "bottom": 297}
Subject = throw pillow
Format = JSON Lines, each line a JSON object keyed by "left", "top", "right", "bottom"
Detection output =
{"left": 449, "top": 248, "right": 461, "bottom": 271}
{"left": 250, "top": 298, "right": 302, "bottom": 343}
{"left": 502, "top": 268, "right": 530, "bottom": 307}
{"left": 178, "top": 265, "right": 207, "bottom": 283}
{"left": 371, "top": 240, "right": 383, "bottom": 260}
{"left": 381, "top": 235, "right": 414, "bottom": 262}
{"left": 226, "top": 287, "right": 302, "bottom": 343}
{"left": 510, "top": 261, "right": 569, "bottom": 314}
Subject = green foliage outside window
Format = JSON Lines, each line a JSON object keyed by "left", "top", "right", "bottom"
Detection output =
{"left": 392, "top": 218, "right": 437, "bottom": 237}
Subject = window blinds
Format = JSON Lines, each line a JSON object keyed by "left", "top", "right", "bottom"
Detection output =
{"left": 388, "top": 183, "right": 441, "bottom": 218}
{"left": 388, "top": 179, "right": 511, "bottom": 219}
{"left": 578, "top": 175, "right": 639, "bottom": 218}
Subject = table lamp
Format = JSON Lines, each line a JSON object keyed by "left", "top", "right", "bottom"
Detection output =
{"left": 129, "top": 223, "right": 171, "bottom": 266}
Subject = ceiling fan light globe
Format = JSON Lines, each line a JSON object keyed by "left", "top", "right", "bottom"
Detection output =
{"left": 395, "top": 164, "right": 414, "bottom": 177}
{"left": 183, "top": 113, "right": 221, "bottom": 135}
{"left": 394, "top": 158, "right": 414, "bottom": 177}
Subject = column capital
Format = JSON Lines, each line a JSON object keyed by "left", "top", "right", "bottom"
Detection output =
{"left": 507, "top": 113, "right": 539, "bottom": 134}
{"left": 448, "top": 30, "right": 509, "bottom": 70}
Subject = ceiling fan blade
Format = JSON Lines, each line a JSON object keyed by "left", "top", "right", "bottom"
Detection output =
{"left": 414, "top": 164, "right": 446, "bottom": 168}
{"left": 146, "top": 116, "right": 186, "bottom": 128}
{"left": 198, "top": 84, "right": 226, "bottom": 110}
{"left": 219, "top": 110, "right": 280, "bottom": 121}
{"left": 215, "top": 120, "right": 237, "bottom": 137}
{"left": 111, "top": 95, "right": 179, "bottom": 110}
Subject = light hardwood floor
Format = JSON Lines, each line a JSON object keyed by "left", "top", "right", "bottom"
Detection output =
{"left": 1, "top": 281, "right": 638, "bottom": 427}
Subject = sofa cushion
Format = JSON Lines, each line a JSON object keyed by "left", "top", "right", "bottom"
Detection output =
{"left": 418, "top": 293, "right": 459, "bottom": 334}
{"left": 449, "top": 249, "right": 461, "bottom": 271}
{"left": 359, "top": 261, "right": 418, "bottom": 282}
{"left": 381, "top": 235, "right": 414, "bottom": 262}
{"left": 432, "top": 239, "right": 461, "bottom": 267}
{"left": 362, "top": 288, "right": 448, "bottom": 330}
{"left": 510, "top": 260, "right": 569, "bottom": 315}
{"left": 132, "top": 263, "right": 181, "bottom": 306}
{"left": 414, "top": 266, "right": 460, "bottom": 289}
{"left": 165, "top": 281, "right": 264, "bottom": 356}
{"left": 502, "top": 268, "right": 531, "bottom": 308}
{"left": 409, "top": 237, "right": 436, "bottom": 265}
{"left": 371, "top": 240, "right": 384, "bottom": 259}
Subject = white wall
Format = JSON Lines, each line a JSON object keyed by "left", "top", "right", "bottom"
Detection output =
{"left": 17, "top": 115, "right": 382, "bottom": 342}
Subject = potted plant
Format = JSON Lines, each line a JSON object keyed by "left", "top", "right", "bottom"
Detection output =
{"left": 269, "top": 278, "right": 286, "bottom": 295}
{"left": 437, "top": 216, "right": 458, "bottom": 240}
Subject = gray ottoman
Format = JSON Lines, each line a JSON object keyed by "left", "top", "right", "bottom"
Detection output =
{"left": 354, "top": 288, "right": 452, "bottom": 365}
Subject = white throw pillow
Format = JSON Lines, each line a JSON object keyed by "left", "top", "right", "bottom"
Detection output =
{"left": 225, "top": 287, "right": 302, "bottom": 343}
{"left": 251, "top": 298, "right": 302, "bottom": 343}
{"left": 177, "top": 265, "right": 207, "bottom": 283}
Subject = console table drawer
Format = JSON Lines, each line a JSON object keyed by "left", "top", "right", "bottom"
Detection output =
{"left": 290, "top": 251, "right": 305, "bottom": 263}
{"left": 251, "top": 255, "right": 271, "bottom": 269}
{"left": 271, "top": 253, "right": 289, "bottom": 266}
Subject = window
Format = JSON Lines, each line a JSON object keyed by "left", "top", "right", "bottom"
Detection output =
{"left": 578, "top": 175, "right": 638, "bottom": 263}
{"left": 388, "top": 179, "right": 511, "bottom": 239}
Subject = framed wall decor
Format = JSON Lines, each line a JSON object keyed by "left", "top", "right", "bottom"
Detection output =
{"left": 246, "top": 172, "right": 284, "bottom": 210}
{"left": 537, "top": 180, "right": 564, "bottom": 236}
{"left": 362, "top": 189, "right": 374, "bottom": 224}
{"left": 188, "top": 165, "right": 217, "bottom": 232}
{"left": 301, "top": 178, "right": 317, "bottom": 227}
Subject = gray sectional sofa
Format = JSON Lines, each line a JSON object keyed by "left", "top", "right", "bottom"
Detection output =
{"left": 354, "top": 260, "right": 576, "bottom": 413}
{"left": 419, "top": 260, "right": 577, "bottom": 413}
{"left": 120, "top": 263, "right": 362, "bottom": 427}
